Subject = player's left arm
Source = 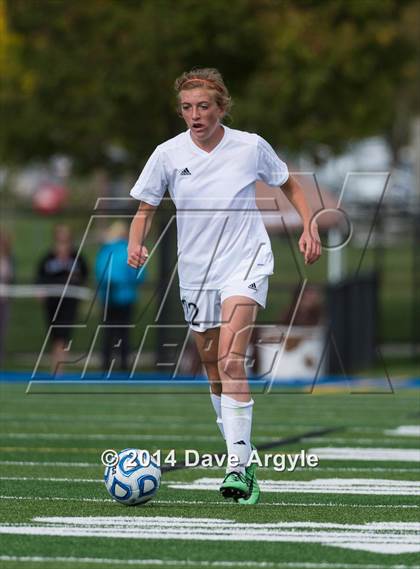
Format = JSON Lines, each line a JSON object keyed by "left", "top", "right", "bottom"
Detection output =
{"left": 280, "top": 175, "right": 322, "bottom": 265}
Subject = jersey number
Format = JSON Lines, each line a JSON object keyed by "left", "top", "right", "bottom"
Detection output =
{"left": 181, "top": 299, "right": 199, "bottom": 326}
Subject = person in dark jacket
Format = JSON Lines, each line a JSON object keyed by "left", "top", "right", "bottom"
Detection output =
{"left": 37, "top": 224, "right": 88, "bottom": 373}
{"left": 95, "top": 222, "right": 146, "bottom": 373}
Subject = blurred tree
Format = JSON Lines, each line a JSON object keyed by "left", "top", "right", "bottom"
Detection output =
{"left": 236, "top": 0, "right": 419, "bottom": 162}
{"left": 1, "top": 0, "right": 418, "bottom": 168}
{"left": 2, "top": 0, "right": 263, "bottom": 170}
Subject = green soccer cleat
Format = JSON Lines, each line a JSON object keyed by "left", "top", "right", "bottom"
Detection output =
{"left": 219, "top": 471, "right": 249, "bottom": 500}
{"left": 237, "top": 444, "right": 260, "bottom": 505}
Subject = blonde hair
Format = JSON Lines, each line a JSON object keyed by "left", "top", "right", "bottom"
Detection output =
{"left": 174, "top": 68, "right": 233, "bottom": 117}
{"left": 105, "top": 221, "right": 128, "bottom": 242}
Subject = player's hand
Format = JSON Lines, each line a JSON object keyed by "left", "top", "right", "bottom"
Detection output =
{"left": 127, "top": 244, "right": 149, "bottom": 268}
{"left": 299, "top": 223, "right": 322, "bottom": 265}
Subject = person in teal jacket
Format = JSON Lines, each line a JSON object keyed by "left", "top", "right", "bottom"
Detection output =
{"left": 96, "top": 222, "right": 146, "bottom": 372}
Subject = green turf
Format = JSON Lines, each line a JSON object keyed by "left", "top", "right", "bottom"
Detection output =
{"left": 0, "top": 383, "right": 419, "bottom": 568}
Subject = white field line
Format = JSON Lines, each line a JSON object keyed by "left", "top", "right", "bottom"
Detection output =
{"left": 0, "top": 400, "right": 411, "bottom": 413}
{"left": 0, "top": 411, "right": 308, "bottom": 423}
{"left": 309, "top": 448, "right": 420, "bottom": 462}
{"left": 2, "top": 445, "right": 420, "bottom": 459}
{"left": 169, "top": 478, "right": 420, "bottom": 496}
{"left": 314, "top": 467, "right": 420, "bottom": 473}
{"left": 385, "top": 426, "right": 420, "bottom": 437}
{"left": 0, "top": 413, "right": 193, "bottom": 421}
{"left": 0, "top": 461, "right": 225, "bottom": 471}
{"left": 0, "top": 460, "right": 98, "bottom": 467}
{"left": 2, "top": 435, "right": 419, "bottom": 457}
{"left": 0, "top": 447, "right": 117, "bottom": 454}
{"left": 0, "top": 476, "right": 100, "bottom": 483}
{"left": 0, "top": 495, "right": 109, "bottom": 503}
{"left": 2, "top": 414, "right": 328, "bottom": 430}
{"left": 2, "top": 420, "right": 230, "bottom": 430}
{"left": 352, "top": 426, "right": 417, "bottom": 433}
{"left": 0, "top": 495, "right": 417, "bottom": 509}
{"left": 2, "top": 434, "right": 331, "bottom": 446}
{"left": 0, "top": 460, "right": 419, "bottom": 474}
{"left": 0, "top": 461, "right": 224, "bottom": 471}
{"left": 1, "top": 417, "right": 344, "bottom": 432}
{"left": 1, "top": 420, "right": 328, "bottom": 431}
{"left": 34, "top": 517, "right": 420, "bottom": 530}
{"left": 4, "top": 433, "right": 420, "bottom": 451}
{"left": 305, "top": 437, "right": 420, "bottom": 446}
{"left": 1, "top": 517, "right": 419, "bottom": 554}
{"left": 0, "top": 432, "right": 334, "bottom": 443}
{"left": 0, "top": 433, "right": 223, "bottom": 442}
{"left": 5, "top": 433, "right": 418, "bottom": 444}
{"left": 0, "top": 557, "right": 419, "bottom": 569}
{"left": 0, "top": 420, "right": 396, "bottom": 431}
{"left": 3, "top": 476, "right": 420, "bottom": 497}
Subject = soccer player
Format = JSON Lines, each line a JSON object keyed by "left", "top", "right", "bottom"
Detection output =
{"left": 128, "top": 68, "right": 321, "bottom": 504}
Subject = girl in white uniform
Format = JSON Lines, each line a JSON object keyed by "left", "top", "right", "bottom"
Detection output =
{"left": 128, "top": 68, "right": 321, "bottom": 504}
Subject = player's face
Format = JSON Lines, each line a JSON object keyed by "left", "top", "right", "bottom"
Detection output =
{"left": 180, "top": 89, "right": 224, "bottom": 144}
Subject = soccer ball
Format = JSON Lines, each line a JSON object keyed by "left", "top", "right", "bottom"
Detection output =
{"left": 104, "top": 448, "right": 161, "bottom": 506}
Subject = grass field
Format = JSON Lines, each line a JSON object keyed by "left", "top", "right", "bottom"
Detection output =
{"left": 0, "top": 381, "right": 419, "bottom": 569}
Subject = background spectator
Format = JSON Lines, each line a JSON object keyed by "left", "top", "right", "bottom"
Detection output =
{"left": 0, "top": 230, "right": 15, "bottom": 368}
{"left": 95, "top": 221, "right": 146, "bottom": 373}
{"left": 37, "top": 224, "right": 88, "bottom": 373}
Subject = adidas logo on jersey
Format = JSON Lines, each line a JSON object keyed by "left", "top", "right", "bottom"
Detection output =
{"left": 180, "top": 167, "right": 191, "bottom": 176}
{"left": 248, "top": 282, "right": 257, "bottom": 291}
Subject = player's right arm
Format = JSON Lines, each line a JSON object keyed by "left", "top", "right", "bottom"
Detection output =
{"left": 127, "top": 201, "right": 157, "bottom": 268}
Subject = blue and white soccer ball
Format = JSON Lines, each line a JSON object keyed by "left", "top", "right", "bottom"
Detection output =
{"left": 104, "top": 448, "right": 161, "bottom": 506}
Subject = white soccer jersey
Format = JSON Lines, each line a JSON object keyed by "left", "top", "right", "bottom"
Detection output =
{"left": 130, "top": 125, "right": 289, "bottom": 289}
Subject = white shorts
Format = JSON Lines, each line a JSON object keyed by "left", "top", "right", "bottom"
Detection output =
{"left": 180, "top": 275, "right": 269, "bottom": 332}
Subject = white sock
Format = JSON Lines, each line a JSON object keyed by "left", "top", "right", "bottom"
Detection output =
{"left": 210, "top": 392, "right": 225, "bottom": 439}
{"left": 221, "top": 394, "right": 253, "bottom": 475}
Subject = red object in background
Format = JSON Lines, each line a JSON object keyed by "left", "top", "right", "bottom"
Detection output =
{"left": 32, "top": 184, "right": 69, "bottom": 215}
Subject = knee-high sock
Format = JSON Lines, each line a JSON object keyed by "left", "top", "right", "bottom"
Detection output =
{"left": 221, "top": 394, "right": 253, "bottom": 474}
{"left": 210, "top": 392, "right": 225, "bottom": 439}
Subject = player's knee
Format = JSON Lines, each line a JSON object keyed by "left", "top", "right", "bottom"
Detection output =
{"left": 218, "top": 355, "right": 245, "bottom": 381}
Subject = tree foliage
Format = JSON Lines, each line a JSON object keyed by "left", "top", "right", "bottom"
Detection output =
{"left": 237, "top": 0, "right": 419, "bottom": 159}
{"left": 1, "top": 0, "right": 418, "bottom": 169}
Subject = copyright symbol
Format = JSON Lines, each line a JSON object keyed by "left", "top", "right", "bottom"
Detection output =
{"left": 101, "top": 449, "right": 118, "bottom": 467}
